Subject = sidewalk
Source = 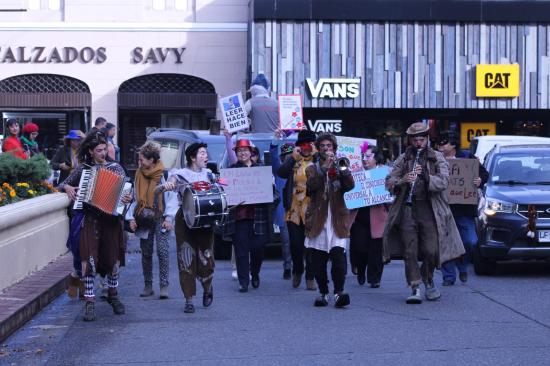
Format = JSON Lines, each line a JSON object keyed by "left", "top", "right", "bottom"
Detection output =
{"left": 0, "top": 254, "right": 71, "bottom": 342}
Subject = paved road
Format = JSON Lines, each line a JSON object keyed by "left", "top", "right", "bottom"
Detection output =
{"left": 2, "top": 237, "right": 550, "bottom": 366}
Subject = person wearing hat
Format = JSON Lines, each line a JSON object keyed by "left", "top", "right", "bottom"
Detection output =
{"left": 244, "top": 74, "right": 279, "bottom": 133}
{"left": 2, "top": 119, "right": 28, "bottom": 159}
{"left": 277, "top": 129, "right": 318, "bottom": 290}
{"left": 383, "top": 122, "right": 464, "bottom": 304}
{"left": 161, "top": 142, "right": 215, "bottom": 313}
{"left": 437, "top": 132, "right": 488, "bottom": 286}
{"left": 21, "top": 122, "right": 40, "bottom": 157}
{"left": 51, "top": 130, "right": 84, "bottom": 185}
{"left": 270, "top": 130, "right": 295, "bottom": 279}
{"left": 223, "top": 137, "right": 276, "bottom": 293}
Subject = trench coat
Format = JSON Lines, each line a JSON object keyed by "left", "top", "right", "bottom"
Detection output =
{"left": 382, "top": 147, "right": 465, "bottom": 266}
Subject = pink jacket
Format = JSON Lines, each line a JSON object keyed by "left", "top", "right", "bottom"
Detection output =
{"left": 348, "top": 204, "right": 389, "bottom": 239}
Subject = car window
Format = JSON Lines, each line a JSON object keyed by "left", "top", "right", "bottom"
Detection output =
{"left": 153, "top": 139, "right": 180, "bottom": 170}
{"left": 207, "top": 142, "right": 225, "bottom": 166}
{"left": 491, "top": 152, "right": 550, "bottom": 184}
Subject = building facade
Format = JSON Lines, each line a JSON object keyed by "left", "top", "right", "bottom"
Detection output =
{"left": 0, "top": 0, "right": 248, "bottom": 169}
{"left": 250, "top": 0, "right": 550, "bottom": 160}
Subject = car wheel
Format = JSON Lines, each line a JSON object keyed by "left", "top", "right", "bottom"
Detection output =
{"left": 213, "top": 233, "right": 231, "bottom": 260}
{"left": 473, "top": 245, "right": 497, "bottom": 275}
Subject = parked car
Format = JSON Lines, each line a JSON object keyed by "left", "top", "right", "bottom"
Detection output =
{"left": 470, "top": 135, "right": 550, "bottom": 164}
{"left": 475, "top": 144, "right": 550, "bottom": 275}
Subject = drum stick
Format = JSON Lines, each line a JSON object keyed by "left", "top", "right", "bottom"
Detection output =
{"left": 227, "top": 201, "right": 246, "bottom": 210}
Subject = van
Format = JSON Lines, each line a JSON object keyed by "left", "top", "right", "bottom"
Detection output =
{"left": 470, "top": 135, "right": 550, "bottom": 164}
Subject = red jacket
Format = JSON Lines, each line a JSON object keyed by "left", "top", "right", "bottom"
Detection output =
{"left": 2, "top": 136, "right": 28, "bottom": 159}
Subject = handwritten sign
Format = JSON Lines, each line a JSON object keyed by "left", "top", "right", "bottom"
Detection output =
{"left": 278, "top": 94, "right": 304, "bottom": 130}
{"left": 446, "top": 159, "right": 479, "bottom": 205}
{"left": 219, "top": 92, "right": 249, "bottom": 133}
{"left": 220, "top": 166, "right": 273, "bottom": 205}
{"left": 344, "top": 166, "right": 393, "bottom": 209}
{"left": 336, "top": 136, "right": 377, "bottom": 173}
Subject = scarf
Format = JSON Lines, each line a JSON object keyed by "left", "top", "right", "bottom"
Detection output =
{"left": 21, "top": 136, "right": 37, "bottom": 148}
{"left": 134, "top": 161, "right": 165, "bottom": 216}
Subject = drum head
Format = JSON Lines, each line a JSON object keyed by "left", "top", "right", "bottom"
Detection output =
{"left": 182, "top": 187, "right": 198, "bottom": 228}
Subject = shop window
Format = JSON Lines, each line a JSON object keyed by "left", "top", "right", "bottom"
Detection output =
{"left": 28, "top": 0, "right": 40, "bottom": 10}
{"left": 48, "top": 0, "right": 61, "bottom": 10}
{"left": 152, "top": 0, "right": 165, "bottom": 10}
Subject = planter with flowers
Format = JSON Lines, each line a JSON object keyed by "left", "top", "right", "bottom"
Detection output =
{"left": 0, "top": 153, "right": 70, "bottom": 292}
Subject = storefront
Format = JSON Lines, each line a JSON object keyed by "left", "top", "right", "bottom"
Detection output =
{"left": 249, "top": 0, "right": 550, "bottom": 160}
{"left": 0, "top": 3, "right": 248, "bottom": 167}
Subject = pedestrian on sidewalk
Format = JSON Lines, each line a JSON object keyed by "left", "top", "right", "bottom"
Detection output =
{"left": 305, "top": 133, "right": 355, "bottom": 308}
{"left": 162, "top": 143, "right": 215, "bottom": 313}
{"left": 2, "top": 119, "right": 28, "bottom": 159}
{"left": 349, "top": 144, "right": 388, "bottom": 288}
{"left": 277, "top": 129, "right": 318, "bottom": 290}
{"left": 59, "top": 131, "right": 127, "bottom": 321}
{"left": 127, "top": 141, "right": 173, "bottom": 299}
{"left": 437, "top": 132, "right": 488, "bottom": 286}
{"left": 21, "top": 122, "right": 40, "bottom": 157}
{"left": 51, "top": 130, "right": 84, "bottom": 186}
{"left": 383, "top": 122, "right": 464, "bottom": 304}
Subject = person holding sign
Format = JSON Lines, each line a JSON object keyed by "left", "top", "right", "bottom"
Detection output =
{"left": 437, "top": 133, "right": 488, "bottom": 286}
{"left": 277, "top": 129, "right": 318, "bottom": 290}
{"left": 162, "top": 143, "right": 215, "bottom": 314}
{"left": 383, "top": 122, "right": 464, "bottom": 305}
{"left": 244, "top": 74, "right": 279, "bottom": 133}
{"left": 223, "top": 139, "right": 274, "bottom": 293}
{"left": 349, "top": 145, "right": 389, "bottom": 288}
{"left": 304, "top": 133, "right": 355, "bottom": 308}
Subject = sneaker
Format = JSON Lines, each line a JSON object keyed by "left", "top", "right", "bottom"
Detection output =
{"left": 357, "top": 274, "right": 366, "bottom": 286}
{"left": 425, "top": 282, "right": 442, "bottom": 301}
{"left": 184, "top": 301, "right": 195, "bottom": 314}
{"left": 283, "top": 269, "right": 291, "bottom": 280}
{"left": 314, "top": 294, "right": 329, "bottom": 307}
{"left": 231, "top": 270, "right": 238, "bottom": 280}
{"left": 306, "top": 279, "right": 317, "bottom": 291}
{"left": 334, "top": 293, "right": 351, "bottom": 308}
{"left": 406, "top": 286, "right": 422, "bottom": 304}
{"left": 238, "top": 285, "right": 248, "bottom": 293}
{"left": 107, "top": 295, "right": 126, "bottom": 315}
{"left": 370, "top": 282, "right": 380, "bottom": 288}
{"left": 83, "top": 301, "right": 95, "bottom": 322}
{"left": 140, "top": 284, "right": 154, "bottom": 297}
{"left": 159, "top": 286, "right": 169, "bottom": 300}
{"left": 203, "top": 286, "right": 213, "bottom": 308}
{"left": 442, "top": 280, "right": 455, "bottom": 286}
{"left": 292, "top": 273, "right": 302, "bottom": 288}
{"left": 251, "top": 275, "right": 260, "bottom": 289}
{"left": 459, "top": 272, "right": 468, "bottom": 283}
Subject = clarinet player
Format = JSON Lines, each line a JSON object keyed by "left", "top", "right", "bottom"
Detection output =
{"left": 382, "top": 122, "right": 464, "bottom": 304}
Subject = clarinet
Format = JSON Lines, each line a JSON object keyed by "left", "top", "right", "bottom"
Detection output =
{"left": 406, "top": 149, "right": 422, "bottom": 204}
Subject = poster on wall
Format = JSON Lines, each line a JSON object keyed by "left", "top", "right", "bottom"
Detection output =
{"left": 278, "top": 94, "right": 304, "bottom": 130}
{"left": 219, "top": 92, "right": 249, "bottom": 134}
{"left": 335, "top": 136, "right": 377, "bottom": 173}
{"left": 446, "top": 158, "right": 479, "bottom": 205}
{"left": 220, "top": 166, "right": 273, "bottom": 205}
{"left": 344, "top": 166, "right": 393, "bottom": 209}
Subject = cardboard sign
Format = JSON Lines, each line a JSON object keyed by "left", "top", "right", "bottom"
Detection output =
{"left": 344, "top": 166, "right": 393, "bottom": 209}
{"left": 447, "top": 159, "right": 479, "bottom": 205}
{"left": 335, "top": 136, "right": 377, "bottom": 173}
{"left": 219, "top": 92, "right": 249, "bottom": 133}
{"left": 278, "top": 94, "right": 304, "bottom": 130}
{"left": 220, "top": 166, "right": 273, "bottom": 205}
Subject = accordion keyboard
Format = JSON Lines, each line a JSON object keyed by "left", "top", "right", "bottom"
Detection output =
{"left": 73, "top": 169, "right": 92, "bottom": 210}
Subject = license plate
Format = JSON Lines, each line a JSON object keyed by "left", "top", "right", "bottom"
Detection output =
{"left": 538, "top": 230, "right": 550, "bottom": 243}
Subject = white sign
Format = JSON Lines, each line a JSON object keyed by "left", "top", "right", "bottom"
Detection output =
{"left": 307, "top": 119, "right": 342, "bottom": 133}
{"left": 336, "top": 136, "right": 377, "bottom": 173}
{"left": 278, "top": 94, "right": 304, "bottom": 130}
{"left": 220, "top": 166, "right": 274, "bottom": 205}
{"left": 306, "top": 78, "right": 360, "bottom": 99}
{"left": 219, "top": 92, "right": 249, "bottom": 133}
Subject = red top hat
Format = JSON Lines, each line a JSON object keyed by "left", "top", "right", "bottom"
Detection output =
{"left": 233, "top": 139, "right": 253, "bottom": 151}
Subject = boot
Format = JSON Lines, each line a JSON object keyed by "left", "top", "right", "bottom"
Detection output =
{"left": 306, "top": 279, "right": 317, "bottom": 291}
{"left": 159, "top": 286, "right": 169, "bottom": 300}
{"left": 107, "top": 294, "right": 126, "bottom": 315}
{"left": 83, "top": 301, "right": 95, "bottom": 322}
{"left": 292, "top": 273, "right": 302, "bottom": 288}
{"left": 140, "top": 284, "right": 154, "bottom": 297}
{"left": 67, "top": 274, "right": 80, "bottom": 299}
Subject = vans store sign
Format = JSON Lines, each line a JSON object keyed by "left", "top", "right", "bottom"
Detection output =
{"left": 476, "top": 64, "right": 520, "bottom": 97}
{"left": 306, "top": 78, "right": 360, "bottom": 99}
{"left": 0, "top": 46, "right": 186, "bottom": 64}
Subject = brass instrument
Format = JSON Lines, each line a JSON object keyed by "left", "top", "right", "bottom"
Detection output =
{"left": 335, "top": 157, "right": 350, "bottom": 171}
{"left": 406, "top": 149, "right": 422, "bottom": 204}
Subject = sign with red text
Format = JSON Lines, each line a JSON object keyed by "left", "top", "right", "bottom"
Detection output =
{"left": 278, "top": 94, "right": 304, "bottom": 130}
{"left": 219, "top": 92, "right": 249, "bottom": 133}
{"left": 446, "top": 159, "right": 479, "bottom": 205}
{"left": 220, "top": 166, "right": 273, "bottom": 205}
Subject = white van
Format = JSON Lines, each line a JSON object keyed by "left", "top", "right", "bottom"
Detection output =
{"left": 470, "top": 135, "right": 550, "bottom": 164}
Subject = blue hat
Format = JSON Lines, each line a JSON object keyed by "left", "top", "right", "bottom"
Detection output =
{"left": 65, "top": 130, "right": 82, "bottom": 140}
{"left": 251, "top": 73, "right": 270, "bottom": 90}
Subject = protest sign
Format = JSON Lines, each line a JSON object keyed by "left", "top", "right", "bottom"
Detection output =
{"left": 336, "top": 136, "right": 377, "bottom": 172}
{"left": 344, "top": 166, "right": 393, "bottom": 209}
{"left": 220, "top": 166, "right": 274, "bottom": 205}
{"left": 219, "top": 92, "right": 249, "bottom": 133}
{"left": 278, "top": 94, "right": 304, "bottom": 130}
{"left": 447, "top": 158, "right": 479, "bottom": 205}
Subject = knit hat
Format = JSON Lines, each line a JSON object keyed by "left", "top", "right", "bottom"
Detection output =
{"left": 251, "top": 73, "right": 270, "bottom": 90}
{"left": 22, "top": 122, "right": 39, "bottom": 134}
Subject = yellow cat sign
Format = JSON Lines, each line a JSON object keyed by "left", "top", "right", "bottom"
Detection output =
{"left": 476, "top": 64, "right": 520, "bottom": 97}
{"left": 460, "top": 122, "right": 496, "bottom": 148}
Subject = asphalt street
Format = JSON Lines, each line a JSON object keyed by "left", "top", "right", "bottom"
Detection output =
{"left": 2, "top": 236, "right": 550, "bottom": 366}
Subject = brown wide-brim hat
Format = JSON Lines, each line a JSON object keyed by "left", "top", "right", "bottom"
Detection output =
{"left": 406, "top": 122, "right": 430, "bottom": 136}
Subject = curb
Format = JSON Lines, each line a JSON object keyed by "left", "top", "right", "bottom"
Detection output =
{"left": 0, "top": 255, "right": 71, "bottom": 343}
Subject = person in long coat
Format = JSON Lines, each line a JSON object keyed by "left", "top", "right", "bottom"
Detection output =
{"left": 382, "top": 122, "right": 464, "bottom": 304}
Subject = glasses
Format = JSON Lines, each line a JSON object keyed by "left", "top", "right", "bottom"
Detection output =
{"left": 437, "top": 140, "right": 449, "bottom": 146}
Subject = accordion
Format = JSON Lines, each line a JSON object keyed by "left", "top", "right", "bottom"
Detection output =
{"left": 73, "top": 165, "right": 132, "bottom": 217}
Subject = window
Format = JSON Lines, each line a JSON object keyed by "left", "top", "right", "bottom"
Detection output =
{"left": 155, "top": 139, "right": 180, "bottom": 169}
{"left": 152, "top": 0, "right": 165, "bottom": 10}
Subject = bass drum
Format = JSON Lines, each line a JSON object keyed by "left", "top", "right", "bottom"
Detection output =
{"left": 182, "top": 183, "right": 228, "bottom": 228}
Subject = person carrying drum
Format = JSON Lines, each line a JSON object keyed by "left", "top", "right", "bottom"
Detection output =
{"left": 162, "top": 143, "right": 215, "bottom": 314}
